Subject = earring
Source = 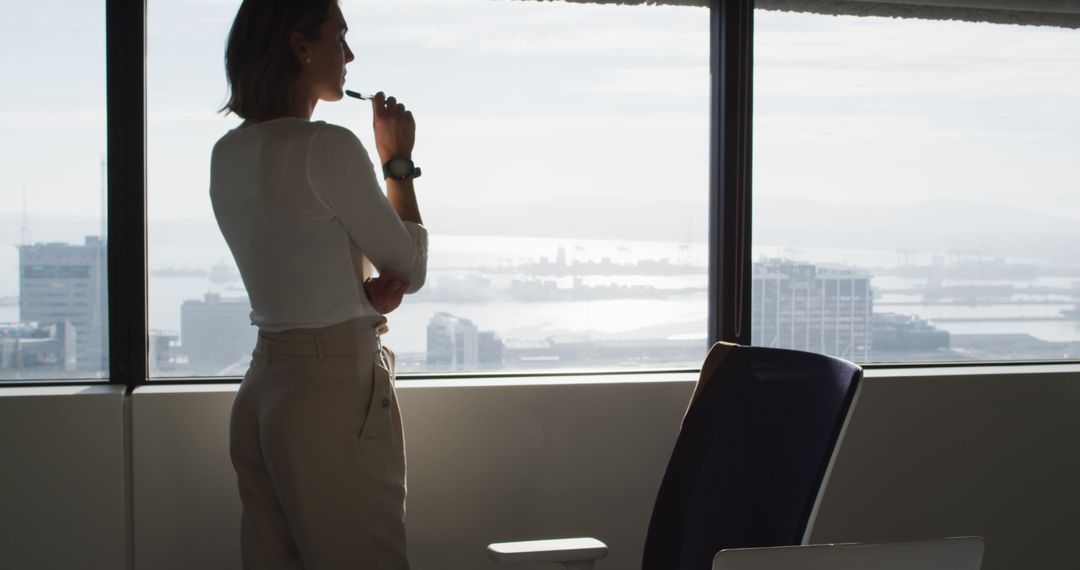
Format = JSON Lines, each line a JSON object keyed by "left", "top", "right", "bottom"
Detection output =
{"left": 305, "top": 57, "right": 311, "bottom": 64}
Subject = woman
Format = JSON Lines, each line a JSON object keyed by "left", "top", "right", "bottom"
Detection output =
{"left": 210, "top": 0, "right": 426, "bottom": 568}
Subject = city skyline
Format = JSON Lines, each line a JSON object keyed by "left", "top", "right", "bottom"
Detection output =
{"left": 4, "top": 228, "right": 1078, "bottom": 379}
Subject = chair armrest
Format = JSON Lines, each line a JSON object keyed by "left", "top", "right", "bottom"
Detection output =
{"left": 487, "top": 537, "right": 608, "bottom": 564}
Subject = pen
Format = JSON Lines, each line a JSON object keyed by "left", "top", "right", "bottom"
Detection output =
{"left": 345, "top": 89, "right": 376, "bottom": 101}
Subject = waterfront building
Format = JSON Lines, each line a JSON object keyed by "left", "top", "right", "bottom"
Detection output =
{"left": 180, "top": 293, "right": 255, "bottom": 374}
{"left": 18, "top": 236, "right": 107, "bottom": 372}
{"left": 502, "top": 335, "right": 703, "bottom": 368}
{"left": 502, "top": 338, "right": 559, "bottom": 368}
{"left": 872, "top": 312, "right": 950, "bottom": 357}
{"left": 0, "top": 321, "right": 76, "bottom": 375}
{"left": 751, "top": 258, "right": 872, "bottom": 361}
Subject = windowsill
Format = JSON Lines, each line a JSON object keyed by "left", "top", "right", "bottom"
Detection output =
{"left": 864, "top": 361, "right": 1080, "bottom": 379}
{"left": 135, "top": 370, "right": 700, "bottom": 392}
{"left": 2, "top": 361, "right": 1079, "bottom": 392}
{"left": 134, "top": 383, "right": 241, "bottom": 394}
{"left": 0, "top": 384, "right": 124, "bottom": 397}
{"left": 397, "top": 370, "right": 699, "bottom": 388}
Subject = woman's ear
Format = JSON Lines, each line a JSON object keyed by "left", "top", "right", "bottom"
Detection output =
{"left": 289, "top": 30, "right": 310, "bottom": 65}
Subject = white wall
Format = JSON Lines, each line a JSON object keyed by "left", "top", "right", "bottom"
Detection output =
{"left": 130, "top": 375, "right": 696, "bottom": 570}
{"left": 3, "top": 366, "right": 1080, "bottom": 570}
{"left": 808, "top": 365, "right": 1080, "bottom": 570}
{"left": 0, "top": 385, "right": 127, "bottom": 570}
{"left": 131, "top": 385, "right": 242, "bottom": 570}
{"left": 397, "top": 376, "right": 695, "bottom": 570}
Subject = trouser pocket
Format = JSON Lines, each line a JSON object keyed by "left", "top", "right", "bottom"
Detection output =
{"left": 360, "top": 359, "right": 394, "bottom": 440}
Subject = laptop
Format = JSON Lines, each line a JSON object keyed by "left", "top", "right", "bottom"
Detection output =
{"left": 712, "top": 537, "right": 984, "bottom": 570}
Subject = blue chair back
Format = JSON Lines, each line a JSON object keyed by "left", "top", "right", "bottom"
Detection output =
{"left": 641, "top": 344, "right": 862, "bottom": 570}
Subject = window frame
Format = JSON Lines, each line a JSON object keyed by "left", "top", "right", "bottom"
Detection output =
{"left": 13, "top": 0, "right": 1060, "bottom": 391}
{"left": 103, "top": 0, "right": 747, "bottom": 389}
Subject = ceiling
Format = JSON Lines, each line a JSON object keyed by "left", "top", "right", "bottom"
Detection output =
{"left": 521, "top": 0, "right": 1080, "bottom": 27}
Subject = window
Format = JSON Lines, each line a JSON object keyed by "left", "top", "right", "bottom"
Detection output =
{"left": 753, "top": 8, "right": 1080, "bottom": 362}
{"left": 11, "top": 1, "right": 1074, "bottom": 388}
{"left": 1, "top": 2, "right": 108, "bottom": 382}
{"left": 147, "top": 0, "right": 709, "bottom": 377}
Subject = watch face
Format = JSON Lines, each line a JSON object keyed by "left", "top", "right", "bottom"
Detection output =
{"left": 390, "top": 158, "right": 412, "bottom": 177}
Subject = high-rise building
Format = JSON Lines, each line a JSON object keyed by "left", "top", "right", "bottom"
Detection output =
{"left": 18, "top": 236, "right": 107, "bottom": 372}
{"left": 751, "top": 258, "right": 872, "bottom": 361}
{"left": 181, "top": 293, "right": 256, "bottom": 374}
{"left": 427, "top": 312, "right": 479, "bottom": 370}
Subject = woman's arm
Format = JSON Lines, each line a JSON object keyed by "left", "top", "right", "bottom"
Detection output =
{"left": 364, "top": 92, "right": 422, "bottom": 311}
{"left": 306, "top": 123, "right": 428, "bottom": 293}
{"left": 363, "top": 271, "right": 409, "bottom": 314}
{"left": 371, "top": 92, "right": 423, "bottom": 226}
{"left": 386, "top": 177, "right": 421, "bottom": 226}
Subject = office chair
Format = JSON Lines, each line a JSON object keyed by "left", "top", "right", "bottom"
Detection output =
{"left": 487, "top": 343, "right": 863, "bottom": 569}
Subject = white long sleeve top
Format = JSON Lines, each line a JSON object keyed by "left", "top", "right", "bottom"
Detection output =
{"left": 209, "top": 118, "right": 428, "bottom": 332}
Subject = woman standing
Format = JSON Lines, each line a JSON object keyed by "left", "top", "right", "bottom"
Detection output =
{"left": 211, "top": 1, "right": 426, "bottom": 568}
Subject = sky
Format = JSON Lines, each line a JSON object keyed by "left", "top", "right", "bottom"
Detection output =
{"left": 147, "top": 0, "right": 711, "bottom": 227}
{"left": 754, "top": 12, "right": 1080, "bottom": 220}
{"left": 2, "top": 0, "right": 1079, "bottom": 236}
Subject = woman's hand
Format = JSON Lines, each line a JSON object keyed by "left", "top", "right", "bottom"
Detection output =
{"left": 371, "top": 92, "right": 415, "bottom": 166}
{"left": 363, "top": 270, "right": 410, "bottom": 315}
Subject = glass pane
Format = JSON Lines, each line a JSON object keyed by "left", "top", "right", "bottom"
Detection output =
{"left": 0, "top": 2, "right": 108, "bottom": 382}
{"left": 753, "top": 10, "right": 1080, "bottom": 362}
{"left": 148, "top": 0, "right": 709, "bottom": 377}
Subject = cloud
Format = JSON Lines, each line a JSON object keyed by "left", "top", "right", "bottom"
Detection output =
{"left": 755, "top": 62, "right": 1080, "bottom": 100}
{"left": 576, "top": 67, "right": 708, "bottom": 98}
{"left": 755, "top": 112, "right": 972, "bottom": 145}
{"left": 755, "top": 13, "right": 1080, "bottom": 100}
{"left": 347, "top": 1, "right": 706, "bottom": 59}
{"left": 422, "top": 112, "right": 707, "bottom": 138}
{"left": 0, "top": 110, "right": 105, "bottom": 131}
{"left": 756, "top": 12, "right": 1080, "bottom": 63}
{"left": 147, "top": 109, "right": 233, "bottom": 127}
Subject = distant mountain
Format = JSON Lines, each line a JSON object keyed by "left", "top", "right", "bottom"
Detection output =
{"left": 427, "top": 196, "right": 1080, "bottom": 263}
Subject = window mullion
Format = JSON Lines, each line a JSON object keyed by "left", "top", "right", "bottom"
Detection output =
{"left": 709, "top": 0, "right": 754, "bottom": 346}
{"left": 106, "top": 0, "right": 149, "bottom": 389}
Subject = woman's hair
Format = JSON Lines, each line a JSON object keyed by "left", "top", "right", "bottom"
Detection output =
{"left": 221, "top": 0, "right": 337, "bottom": 120}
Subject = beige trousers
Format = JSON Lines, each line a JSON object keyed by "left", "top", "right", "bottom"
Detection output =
{"left": 229, "top": 315, "right": 408, "bottom": 570}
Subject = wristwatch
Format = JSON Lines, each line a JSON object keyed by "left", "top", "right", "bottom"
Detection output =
{"left": 382, "top": 157, "right": 422, "bottom": 180}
